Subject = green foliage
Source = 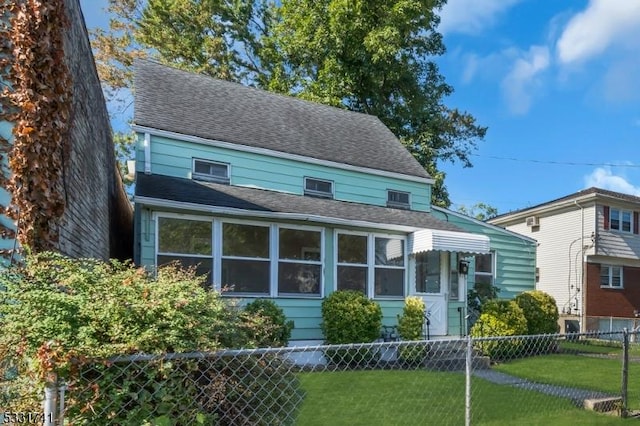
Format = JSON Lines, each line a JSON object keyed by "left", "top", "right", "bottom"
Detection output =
{"left": 467, "top": 280, "right": 501, "bottom": 313}
{"left": 514, "top": 290, "right": 560, "bottom": 335}
{"left": 321, "top": 291, "right": 382, "bottom": 366}
{"left": 92, "top": 0, "right": 486, "bottom": 207}
{"left": 397, "top": 296, "right": 425, "bottom": 341}
{"left": 0, "top": 252, "right": 302, "bottom": 423}
{"left": 470, "top": 300, "right": 527, "bottom": 359}
{"left": 321, "top": 291, "right": 382, "bottom": 344}
{"left": 456, "top": 202, "right": 499, "bottom": 220}
{"left": 243, "top": 299, "right": 295, "bottom": 347}
{"left": 396, "top": 297, "right": 428, "bottom": 364}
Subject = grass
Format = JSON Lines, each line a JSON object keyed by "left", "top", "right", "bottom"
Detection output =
{"left": 296, "top": 369, "right": 633, "bottom": 425}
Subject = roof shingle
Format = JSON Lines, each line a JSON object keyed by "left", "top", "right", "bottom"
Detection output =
{"left": 134, "top": 60, "right": 430, "bottom": 179}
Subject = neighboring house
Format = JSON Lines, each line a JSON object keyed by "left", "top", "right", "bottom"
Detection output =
{"left": 132, "top": 60, "right": 535, "bottom": 343}
{"left": 489, "top": 187, "right": 640, "bottom": 333}
{"left": 0, "top": 0, "right": 132, "bottom": 263}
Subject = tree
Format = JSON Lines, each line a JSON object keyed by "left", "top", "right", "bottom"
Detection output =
{"left": 456, "top": 202, "right": 499, "bottom": 220}
{"left": 91, "top": 0, "right": 486, "bottom": 206}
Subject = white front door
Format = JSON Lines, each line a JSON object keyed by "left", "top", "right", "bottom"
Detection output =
{"left": 413, "top": 251, "right": 447, "bottom": 336}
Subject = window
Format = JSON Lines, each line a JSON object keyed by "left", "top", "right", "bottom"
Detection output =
{"left": 156, "top": 217, "right": 213, "bottom": 280}
{"left": 449, "top": 253, "right": 459, "bottom": 301}
{"left": 193, "top": 158, "right": 230, "bottom": 183}
{"left": 601, "top": 265, "right": 623, "bottom": 289}
{"left": 610, "top": 208, "right": 633, "bottom": 233}
{"left": 278, "top": 228, "right": 322, "bottom": 295}
{"left": 222, "top": 223, "right": 270, "bottom": 294}
{"left": 155, "top": 215, "right": 323, "bottom": 297}
{"left": 304, "top": 177, "right": 333, "bottom": 198}
{"left": 415, "top": 251, "right": 441, "bottom": 294}
{"left": 337, "top": 232, "right": 405, "bottom": 298}
{"left": 473, "top": 252, "right": 494, "bottom": 297}
{"left": 387, "top": 190, "right": 410, "bottom": 209}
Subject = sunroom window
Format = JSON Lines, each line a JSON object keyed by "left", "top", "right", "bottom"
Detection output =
{"left": 278, "top": 228, "right": 322, "bottom": 295}
{"left": 337, "top": 232, "right": 405, "bottom": 298}
{"left": 222, "top": 223, "right": 270, "bottom": 294}
{"left": 156, "top": 217, "right": 213, "bottom": 280}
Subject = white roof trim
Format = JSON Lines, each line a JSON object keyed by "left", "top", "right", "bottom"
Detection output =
{"left": 132, "top": 125, "right": 434, "bottom": 185}
{"left": 135, "top": 195, "right": 423, "bottom": 233}
{"left": 409, "top": 229, "right": 490, "bottom": 255}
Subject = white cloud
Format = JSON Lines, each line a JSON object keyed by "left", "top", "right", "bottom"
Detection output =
{"left": 584, "top": 168, "right": 640, "bottom": 195}
{"left": 501, "top": 46, "right": 550, "bottom": 115}
{"left": 556, "top": 0, "right": 640, "bottom": 65}
{"left": 438, "top": 0, "right": 522, "bottom": 35}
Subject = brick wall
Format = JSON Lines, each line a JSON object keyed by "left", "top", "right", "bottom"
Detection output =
{"left": 54, "top": 0, "right": 133, "bottom": 260}
{"left": 585, "top": 262, "right": 640, "bottom": 317}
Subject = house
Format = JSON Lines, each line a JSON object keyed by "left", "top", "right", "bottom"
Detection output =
{"left": 132, "top": 60, "right": 536, "bottom": 343}
{"left": 0, "top": 0, "right": 132, "bottom": 263}
{"left": 489, "top": 187, "right": 640, "bottom": 333}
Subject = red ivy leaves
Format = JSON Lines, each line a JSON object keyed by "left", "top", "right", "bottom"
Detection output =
{"left": 0, "top": 0, "right": 72, "bottom": 256}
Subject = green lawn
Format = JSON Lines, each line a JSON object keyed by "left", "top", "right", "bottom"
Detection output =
{"left": 296, "top": 369, "right": 633, "bottom": 425}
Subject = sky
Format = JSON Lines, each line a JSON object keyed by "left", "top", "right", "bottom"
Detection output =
{"left": 80, "top": 0, "right": 640, "bottom": 215}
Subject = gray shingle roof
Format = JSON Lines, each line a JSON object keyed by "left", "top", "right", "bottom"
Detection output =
{"left": 134, "top": 60, "right": 430, "bottom": 179}
{"left": 135, "top": 174, "right": 463, "bottom": 232}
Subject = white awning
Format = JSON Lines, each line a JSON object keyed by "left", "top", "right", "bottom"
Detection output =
{"left": 409, "top": 229, "right": 490, "bottom": 255}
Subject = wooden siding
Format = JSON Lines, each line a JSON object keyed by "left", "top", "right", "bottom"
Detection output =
{"left": 432, "top": 210, "right": 536, "bottom": 300}
{"left": 595, "top": 204, "right": 640, "bottom": 259}
{"left": 135, "top": 133, "right": 432, "bottom": 211}
{"left": 138, "top": 208, "right": 410, "bottom": 341}
{"left": 499, "top": 205, "right": 596, "bottom": 314}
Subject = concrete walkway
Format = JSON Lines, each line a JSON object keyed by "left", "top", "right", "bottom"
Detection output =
{"left": 472, "top": 369, "right": 615, "bottom": 406}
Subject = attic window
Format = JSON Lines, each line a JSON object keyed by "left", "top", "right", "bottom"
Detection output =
{"left": 304, "top": 177, "right": 333, "bottom": 198}
{"left": 387, "top": 190, "right": 410, "bottom": 209}
{"left": 193, "top": 159, "right": 229, "bottom": 184}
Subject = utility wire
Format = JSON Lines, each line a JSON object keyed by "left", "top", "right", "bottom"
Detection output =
{"left": 470, "top": 153, "right": 640, "bottom": 168}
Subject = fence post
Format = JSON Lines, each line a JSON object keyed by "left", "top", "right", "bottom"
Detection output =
{"left": 465, "top": 335, "right": 472, "bottom": 426}
{"left": 43, "top": 373, "right": 57, "bottom": 426}
{"left": 621, "top": 328, "right": 629, "bottom": 418}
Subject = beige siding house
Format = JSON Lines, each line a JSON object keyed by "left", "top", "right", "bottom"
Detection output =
{"left": 489, "top": 188, "right": 640, "bottom": 333}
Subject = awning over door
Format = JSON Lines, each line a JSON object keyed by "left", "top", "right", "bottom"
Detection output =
{"left": 409, "top": 229, "right": 490, "bottom": 255}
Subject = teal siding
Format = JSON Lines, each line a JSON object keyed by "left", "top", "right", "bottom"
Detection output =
{"left": 432, "top": 209, "right": 536, "bottom": 300}
{"left": 136, "top": 133, "right": 431, "bottom": 212}
{"left": 447, "top": 302, "right": 466, "bottom": 337}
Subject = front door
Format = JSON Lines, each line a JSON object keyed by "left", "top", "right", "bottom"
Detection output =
{"left": 414, "top": 251, "right": 447, "bottom": 336}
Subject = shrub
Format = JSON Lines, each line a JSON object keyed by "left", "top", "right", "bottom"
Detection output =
{"left": 321, "top": 290, "right": 382, "bottom": 365}
{"left": 243, "top": 299, "right": 295, "bottom": 347}
{"left": 0, "top": 252, "right": 302, "bottom": 424}
{"left": 397, "top": 297, "right": 427, "bottom": 364}
{"left": 321, "top": 290, "right": 382, "bottom": 344}
{"left": 470, "top": 300, "right": 527, "bottom": 359}
{"left": 514, "top": 290, "right": 559, "bottom": 335}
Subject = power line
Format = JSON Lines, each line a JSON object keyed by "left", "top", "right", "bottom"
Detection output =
{"left": 470, "top": 153, "right": 640, "bottom": 168}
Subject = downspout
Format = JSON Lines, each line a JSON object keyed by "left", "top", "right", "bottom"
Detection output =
{"left": 575, "top": 200, "right": 586, "bottom": 332}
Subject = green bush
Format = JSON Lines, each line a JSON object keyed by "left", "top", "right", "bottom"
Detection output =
{"left": 470, "top": 300, "right": 527, "bottom": 360}
{"left": 0, "top": 252, "right": 302, "bottom": 424}
{"left": 397, "top": 297, "right": 427, "bottom": 364}
{"left": 243, "top": 299, "right": 295, "bottom": 347}
{"left": 321, "top": 290, "right": 382, "bottom": 366}
{"left": 514, "top": 290, "right": 559, "bottom": 335}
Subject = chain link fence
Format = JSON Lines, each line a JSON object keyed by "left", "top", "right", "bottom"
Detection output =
{"left": 4, "top": 330, "right": 640, "bottom": 425}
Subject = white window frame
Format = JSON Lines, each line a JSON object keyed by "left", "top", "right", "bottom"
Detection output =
{"left": 387, "top": 190, "right": 411, "bottom": 209}
{"left": 610, "top": 208, "right": 633, "bottom": 233}
{"left": 335, "top": 230, "right": 407, "bottom": 299}
{"left": 600, "top": 264, "right": 623, "bottom": 289}
{"left": 192, "top": 158, "right": 230, "bottom": 184}
{"left": 473, "top": 251, "right": 495, "bottom": 288}
{"left": 153, "top": 213, "right": 324, "bottom": 298}
{"left": 276, "top": 224, "right": 325, "bottom": 297}
{"left": 304, "top": 177, "right": 334, "bottom": 199}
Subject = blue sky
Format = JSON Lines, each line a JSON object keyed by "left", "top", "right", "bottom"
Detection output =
{"left": 80, "top": 0, "right": 640, "bottom": 214}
